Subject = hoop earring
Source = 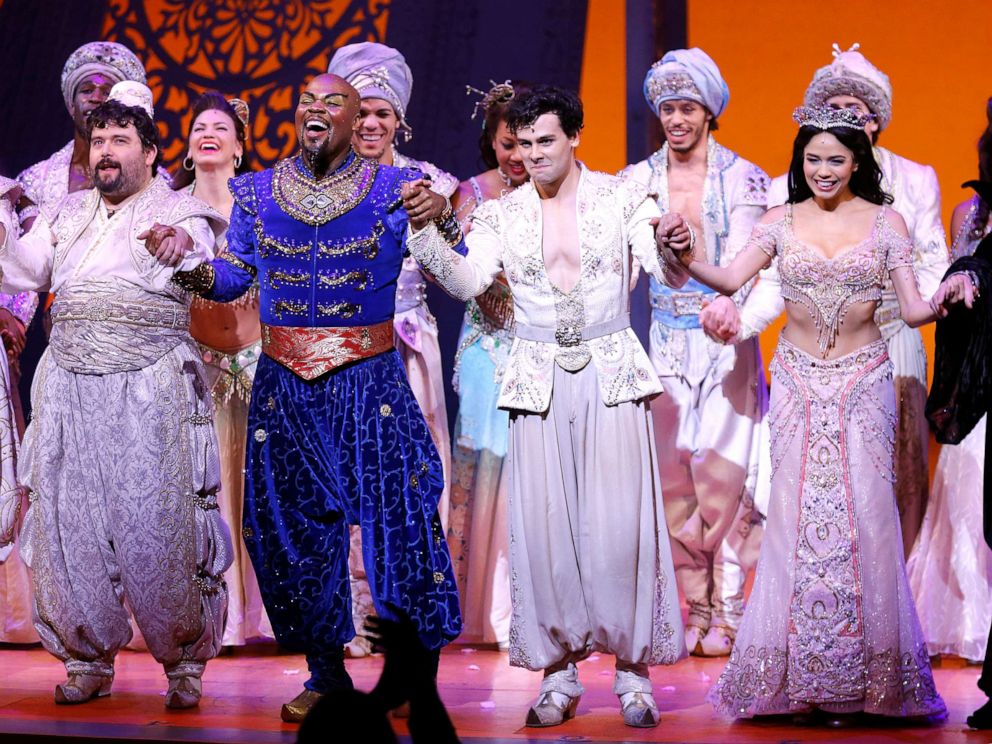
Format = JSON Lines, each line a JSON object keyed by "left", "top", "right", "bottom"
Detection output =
{"left": 234, "top": 155, "right": 242, "bottom": 169}
{"left": 182, "top": 156, "right": 195, "bottom": 172}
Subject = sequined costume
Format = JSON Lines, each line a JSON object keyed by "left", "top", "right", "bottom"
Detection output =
{"left": 0, "top": 175, "right": 232, "bottom": 685}
{"left": 182, "top": 152, "right": 462, "bottom": 693}
{"left": 907, "top": 200, "right": 992, "bottom": 662}
{"left": 709, "top": 206, "right": 945, "bottom": 718}
{"left": 622, "top": 135, "right": 769, "bottom": 641}
{"left": 447, "top": 175, "right": 514, "bottom": 646}
{"left": 408, "top": 166, "right": 686, "bottom": 681}
{"left": 739, "top": 172, "right": 948, "bottom": 559}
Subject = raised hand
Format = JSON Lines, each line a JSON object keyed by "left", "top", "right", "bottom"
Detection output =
{"left": 138, "top": 223, "right": 194, "bottom": 266}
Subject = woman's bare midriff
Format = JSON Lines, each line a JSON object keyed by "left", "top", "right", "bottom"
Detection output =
{"left": 779, "top": 298, "right": 883, "bottom": 359}
{"left": 190, "top": 299, "right": 262, "bottom": 354}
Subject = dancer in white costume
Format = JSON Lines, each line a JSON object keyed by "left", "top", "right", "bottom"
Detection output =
{"left": 407, "top": 85, "right": 691, "bottom": 729}
{"left": 622, "top": 48, "right": 768, "bottom": 658}
{"left": 447, "top": 81, "right": 529, "bottom": 647}
{"left": 327, "top": 43, "right": 457, "bottom": 657}
{"left": 0, "top": 83, "right": 231, "bottom": 708}
{"left": 706, "top": 44, "right": 949, "bottom": 557}
{"left": 908, "top": 104, "right": 992, "bottom": 662}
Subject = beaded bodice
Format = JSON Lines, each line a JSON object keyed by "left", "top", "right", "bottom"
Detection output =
{"left": 751, "top": 204, "right": 913, "bottom": 355}
{"left": 215, "top": 153, "right": 414, "bottom": 327}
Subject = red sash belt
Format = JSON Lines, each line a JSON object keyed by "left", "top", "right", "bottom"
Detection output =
{"left": 261, "top": 320, "right": 394, "bottom": 380}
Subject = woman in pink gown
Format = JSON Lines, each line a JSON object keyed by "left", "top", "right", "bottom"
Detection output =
{"left": 683, "top": 105, "right": 971, "bottom": 720}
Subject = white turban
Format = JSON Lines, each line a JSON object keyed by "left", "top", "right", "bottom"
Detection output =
{"left": 643, "top": 48, "right": 729, "bottom": 119}
{"left": 327, "top": 42, "right": 413, "bottom": 124}
{"left": 804, "top": 43, "right": 893, "bottom": 131}
{"left": 61, "top": 41, "right": 146, "bottom": 111}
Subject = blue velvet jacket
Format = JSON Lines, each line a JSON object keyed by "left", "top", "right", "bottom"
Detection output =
{"left": 202, "top": 151, "right": 433, "bottom": 327}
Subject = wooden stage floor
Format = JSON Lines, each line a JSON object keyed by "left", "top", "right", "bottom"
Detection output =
{"left": 0, "top": 644, "right": 988, "bottom": 743}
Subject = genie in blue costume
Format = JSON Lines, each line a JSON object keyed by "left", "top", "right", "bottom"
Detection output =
{"left": 175, "top": 141, "right": 463, "bottom": 717}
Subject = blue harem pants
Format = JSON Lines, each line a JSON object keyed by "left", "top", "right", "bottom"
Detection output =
{"left": 243, "top": 350, "right": 462, "bottom": 692}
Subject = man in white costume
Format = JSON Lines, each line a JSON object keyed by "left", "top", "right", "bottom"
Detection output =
{"left": 622, "top": 49, "right": 769, "bottom": 658}
{"left": 405, "top": 85, "right": 689, "bottom": 729}
{"left": 703, "top": 44, "right": 949, "bottom": 555}
{"left": 0, "top": 82, "right": 230, "bottom": 709}
{"left": 0, "top": 44, "right": 142, "bottom": 643}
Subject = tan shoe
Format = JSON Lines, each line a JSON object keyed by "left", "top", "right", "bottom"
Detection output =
{"left": 619, "top": 690, "right": 660, "bottom": 728}
{"left": 54, "top": 673, "right": 112, "bottom": 704}
{"left": 685, "top": 624, "right": 706, "bottom": 656}
{"left": 698, "top": 626, "right": 734, "bottom": 657}
{"left": 281, "top": 689, "right": 324, "bottom": 723}
{"left": 525, "top": 690, "right": 580, "bottom": 727}
{"left": 165, "top": 674, "right": 202, "bottom": 709}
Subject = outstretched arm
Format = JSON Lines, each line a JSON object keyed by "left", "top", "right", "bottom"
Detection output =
{"left": 674, "top": 209, "right": 784, "bottom": 295}
{"left": 172, "top": 201, "right": 257, "bottom": 301}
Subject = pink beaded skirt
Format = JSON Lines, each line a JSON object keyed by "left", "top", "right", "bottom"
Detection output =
{"left": 708, "top": 338, "right": 945, "bottom": 719}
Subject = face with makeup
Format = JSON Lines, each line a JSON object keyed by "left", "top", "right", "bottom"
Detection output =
{"left": 294, "top": 74, "right": 360, "bottom": 163}
{"left": 657, "top": 98, "right": 711, "bottom": 153}
{"left": 188, "top": 108, "right": 243, "bottom": 173}
{"left": 802, "top": 131, "right": 857, "bottom": 200}
{"left": 71, "top": 72, "right": 115, "bottom": 137}
{"left": 492, "top": 119, "right": 526, "bottom": 186}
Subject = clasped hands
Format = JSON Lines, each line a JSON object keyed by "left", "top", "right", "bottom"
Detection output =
{"left": 140, "top": 223, "right": 193, "bottom": 266}
{"left": 930, "top": 272, "right": 978, "bottom": 318}
{"left": 400, "top": 178, "right": 449, "bottom": 232}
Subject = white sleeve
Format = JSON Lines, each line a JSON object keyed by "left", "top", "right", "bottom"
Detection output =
{"left": 406, "top": 218, "right": 499, "bottom": 302}
{"left": 909, "top": 166, "right": 950, "bottom": 298}
{"left": 737, "top": 259, "right": 785, "bottom": 341}
{"left": 0, "top": 203, "right": 55, "bottom": 293}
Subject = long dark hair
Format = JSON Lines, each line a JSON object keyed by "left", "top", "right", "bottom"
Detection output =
{"left": 478, "top": 81, "right": 532, "bottom": 170}
{"left": 970, "top": 98, "right": 992, "bottom": 239}
{"left": 173, "top": 91, "right": 250, "bottom": 190}
{"left": 787, "top": 125, "right": 892, "bottom": 205}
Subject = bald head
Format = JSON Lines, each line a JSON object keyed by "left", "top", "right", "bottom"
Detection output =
{"left": 296, "top": 73, "right": 361, "bottom": 168}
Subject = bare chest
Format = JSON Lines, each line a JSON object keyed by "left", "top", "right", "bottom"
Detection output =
{"left": 540, "top": 199, "right": 581, "bottom": 292}
{"left": 666, "top": 173, "right": 705, "bottom": 234}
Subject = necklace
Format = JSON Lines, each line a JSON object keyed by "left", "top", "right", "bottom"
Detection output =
{"left": 497, "top": 168, "right": 513, "bottom": 187}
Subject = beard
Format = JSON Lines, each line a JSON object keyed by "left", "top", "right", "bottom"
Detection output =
{"left": 93, "top": 156, "right": 148, "bottom": 199}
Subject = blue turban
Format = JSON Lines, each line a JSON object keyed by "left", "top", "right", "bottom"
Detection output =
{"left": 643, "top": 48, "right": 729, "bottom": 119}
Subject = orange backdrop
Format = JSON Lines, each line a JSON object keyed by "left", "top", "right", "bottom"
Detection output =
{"left": 687, "top": 0, "right": 992, "bottom": 378}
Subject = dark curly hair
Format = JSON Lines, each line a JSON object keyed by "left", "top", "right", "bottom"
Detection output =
{"left": 478, "top": 81, "right": 532, "bottom": 170}
{"left": 173, "top": 91, "right": 251, "bottom": 190}
{"left": 505, "top": 85, "right": 583, "bottom": 138}
{"left": 87, "top": 100, "right": 162, "bottom": 176}
{"left": 787, "top": 125, "right": 892, "bottom": 205}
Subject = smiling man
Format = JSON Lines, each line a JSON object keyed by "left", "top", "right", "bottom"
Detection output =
{"left": 621, "top": 48, "right": 770, "bottom": 661}
{"left": 171, "top": 72, "right": 462, "bottom": 723}
{"left": 0, "top": 81, "right": 228, "bottom": 710}
{"left": 406, "top": 85, "right": 691, "bottom": 729}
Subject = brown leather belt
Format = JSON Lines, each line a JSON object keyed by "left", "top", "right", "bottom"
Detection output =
{"left": 261, "top": 320, "right": 394, "bottom": 380}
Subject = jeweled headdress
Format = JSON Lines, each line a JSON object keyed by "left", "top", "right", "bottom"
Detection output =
{"left": 228, "top": 98, "right": 250, "bottom": 130}
{"left": 804, "top": 43, "right": 893, "bottom": 131}
{"left": 465, "top": 80, "right": 515, "bottom": 123}
{"left": 793, "top": 105, "right": 871, "bottom": 131}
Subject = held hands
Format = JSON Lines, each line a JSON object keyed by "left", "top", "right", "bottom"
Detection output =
{"left": 652, "top": 212, "right": 694, "bottom": 268}
{"left": 699, "top": 295, "right": 741, "bottom": 343}
{"left": 929, "top": 272, "right": 978, "bottom": 318}
{"left": 139, "top": 223, "right": 193, "bottom": 267}
{"left": 401, "top": 178, "right": 447, "bottom": 232}
{"left": 0, "top": 176, "right": 21, "bottom": 208}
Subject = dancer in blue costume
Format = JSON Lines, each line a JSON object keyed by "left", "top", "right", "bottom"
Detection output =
{"left": 173, "top": 73, "right": 463, "bottom": 722}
